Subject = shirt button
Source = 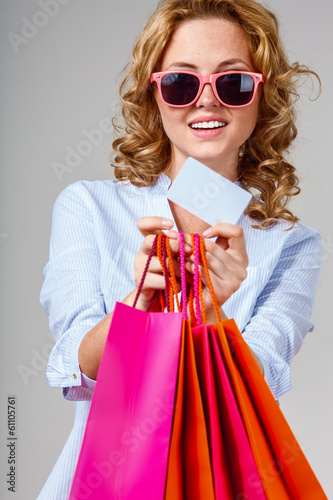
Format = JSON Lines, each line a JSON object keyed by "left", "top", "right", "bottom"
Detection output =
{"left": 73, "top": 373, "right": 77, "bottom": 379}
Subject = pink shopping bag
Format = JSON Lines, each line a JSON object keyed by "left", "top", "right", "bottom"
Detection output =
{"left": 68, "top": 237, "right": 184, "bottom": 500}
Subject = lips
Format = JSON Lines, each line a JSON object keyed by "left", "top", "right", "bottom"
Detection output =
{"left": 189, "top": 115, "right": 228, "bottom": 130}
{"left": 188, "top": 115, "right": 228, "bottom": 139}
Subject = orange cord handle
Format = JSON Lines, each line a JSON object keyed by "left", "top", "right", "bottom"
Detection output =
{"left": 156, "top": 231, "right": 183, "bottom": 313}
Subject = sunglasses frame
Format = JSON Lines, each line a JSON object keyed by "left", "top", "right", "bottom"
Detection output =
{"left": 150, "top": 70, "right": 264, "bottom": 108}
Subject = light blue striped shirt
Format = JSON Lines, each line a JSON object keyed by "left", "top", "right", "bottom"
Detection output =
{"left": 37, "top": 174, "right": 322, "bottom": 499}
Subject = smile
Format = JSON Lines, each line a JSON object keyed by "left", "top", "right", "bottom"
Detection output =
{"left": 190, "top": 120, "right": 226, "bottom": 129}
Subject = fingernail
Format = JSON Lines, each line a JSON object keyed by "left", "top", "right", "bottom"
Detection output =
{"left": 184, "top": 244, "right": 192, "bottom": 252}
{"left": 202, "top": 228, "right": 211, "bottom": 237}
{"left": 162, "top": 219, "right": 173, "bottom": 228}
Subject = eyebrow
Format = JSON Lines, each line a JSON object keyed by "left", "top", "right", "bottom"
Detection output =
{"left": 164, "top": 59, "right": 252, "bottom": 72}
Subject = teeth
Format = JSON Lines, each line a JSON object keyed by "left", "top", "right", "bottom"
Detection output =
{"left": 190, "top": 120, "right": 226, "bottom": 129}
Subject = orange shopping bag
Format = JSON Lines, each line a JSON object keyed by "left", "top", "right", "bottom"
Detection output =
{"left": 165, "top": 320, "right": 217, "bottom": 500}
{"left": 219, "top": 318, "right": 328, "bottom": 499}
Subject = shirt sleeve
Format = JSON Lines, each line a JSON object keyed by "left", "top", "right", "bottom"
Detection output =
{"left": 242, "top": 224, "right": 323, "bottom": 400}
{"left": 40, "top": 182, "right": 106, "bottom": 401}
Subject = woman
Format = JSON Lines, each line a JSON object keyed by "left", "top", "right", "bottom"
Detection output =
{"left": 37, "top": 0, "right": 322, "bottom": 498}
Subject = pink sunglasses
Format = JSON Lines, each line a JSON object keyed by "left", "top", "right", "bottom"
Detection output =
{"left": 150, "top": 71, "right": 264, "bottom": 108}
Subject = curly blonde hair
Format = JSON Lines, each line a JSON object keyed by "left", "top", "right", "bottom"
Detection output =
{"left": 111, "top": 0, "right": 320, "bottom": 228}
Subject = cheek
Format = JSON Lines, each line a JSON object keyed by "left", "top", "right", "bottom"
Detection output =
{"left": 156, "top": 100, "right": 187, "bottom": 135}
{"left": 237, "top": 104, "right": 259, "bottom": 138}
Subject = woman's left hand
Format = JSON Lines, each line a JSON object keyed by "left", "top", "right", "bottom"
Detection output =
{"left": 167, "top": 223, "right": 248, "bottom": 320}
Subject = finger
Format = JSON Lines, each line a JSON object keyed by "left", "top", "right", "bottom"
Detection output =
{"left": 139, "top": 273, "right": 167, "bottom": 290}
{"left": 203, "top": 222, "right": 245, "bottom": 247}
{"left": 146, "top": 255, "right": 194, "bottom": 288}
{"left": 202, "top": 222, "right": 243, "bottom": 239}
{"left": 137, "top": 216, "right": 174, "bottom": 236}
{"left": 203, "top": 224, "right": 248, "bottom": 264}
{"left": 166, "top": 230, "right": 192, "bottom": 254}
{"left": 141, "top": 255, "right": 181, "bottom": 275}
{"left": 139, "top": 234, "right": 191, "bottom": 259}
{"left": 136, "top": 247, "right": 194, "bottom": 288}
{"left": 172, "top": 258, "right": 194, "bottom": 285}
{"left": 185, "top": 239, "right": 238, "bottom": 273}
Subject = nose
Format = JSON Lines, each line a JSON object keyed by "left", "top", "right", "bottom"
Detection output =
{"left": 195, "top": 83, "right": 221, "bottom": 108}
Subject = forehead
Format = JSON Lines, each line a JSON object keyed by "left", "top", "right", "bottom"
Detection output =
{"left": 159, "top": 18, "right": 254, "bottom": 71}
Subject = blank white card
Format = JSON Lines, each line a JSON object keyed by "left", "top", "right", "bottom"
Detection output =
{"left": 167, "top": 157, "right": 252, "bottom": 226}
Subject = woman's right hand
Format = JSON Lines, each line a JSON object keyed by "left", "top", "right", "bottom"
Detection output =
{"left": 134, "top": 216, "right": 192, "bottom": 311}
{"left": 79, "top": 218, "right": 192, "bottom": 379}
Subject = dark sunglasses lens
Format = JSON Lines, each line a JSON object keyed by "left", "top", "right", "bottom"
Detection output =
{"left": 161, "top": 73, "right": 200, "bottom": 105}
{"left": 216, "top": 73, "right": 255, "bottom": 106}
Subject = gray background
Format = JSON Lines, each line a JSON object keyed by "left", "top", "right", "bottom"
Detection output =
{"left": 0, "top": 0, "right": 332, "bottom": 498}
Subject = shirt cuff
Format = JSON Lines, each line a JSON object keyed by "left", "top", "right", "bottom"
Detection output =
{"left": 63, "top": 371, "right": 96, "bottom": 401}
{"left": 46, "top": 327, "right": 97, "bottom": 401}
